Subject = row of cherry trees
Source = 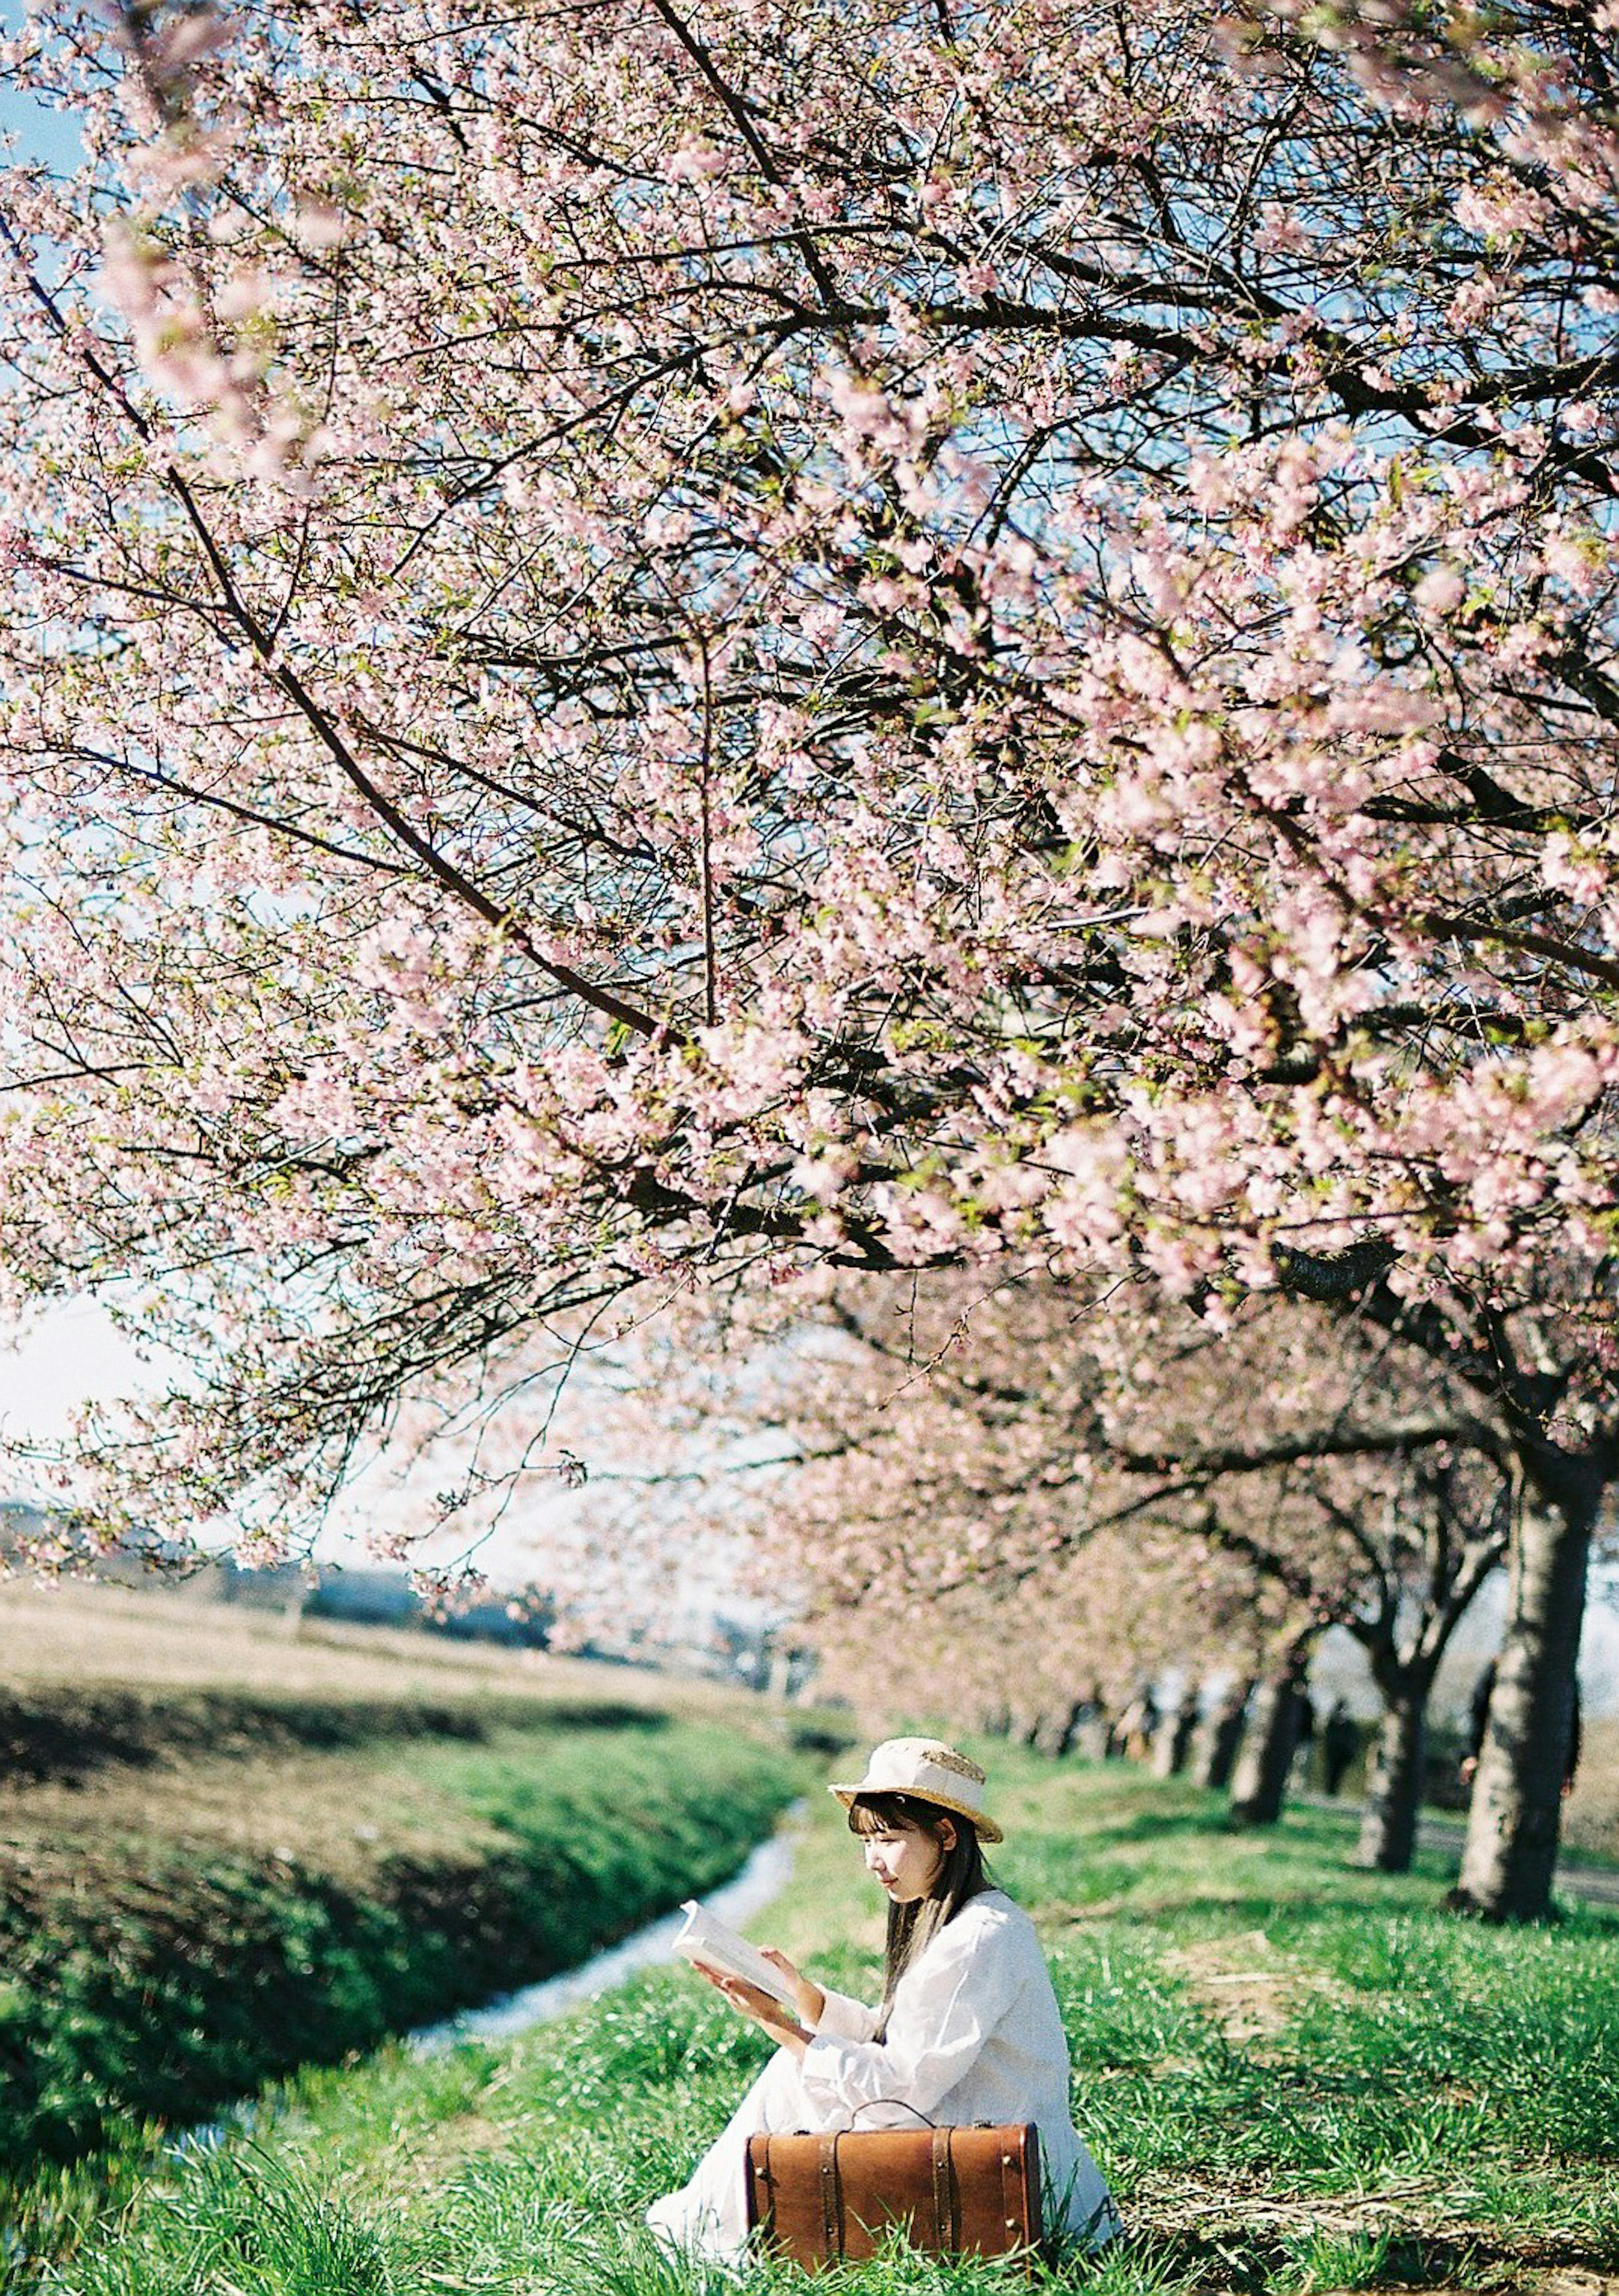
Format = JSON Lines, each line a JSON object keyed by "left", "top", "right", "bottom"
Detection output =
{"left": 629, "top": 1271, "right": 1533, "bottom": 1880}
{"left": 3, "top": 0, "right": 1617, "bottom": 1920}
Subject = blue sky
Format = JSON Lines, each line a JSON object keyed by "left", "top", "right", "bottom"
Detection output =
{"left": 1, "top": 0, "right": 87, "bottom": 174}
{"left": 0, "top": 11, "right": 94, "bottom": 1453}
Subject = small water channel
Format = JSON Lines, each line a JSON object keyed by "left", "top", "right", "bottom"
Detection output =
{"left": 167, "top": 1809, "right": 802, "bottom": 2158}
{"left": 409, "top": 1814, "right": 803, "bottom": 2054}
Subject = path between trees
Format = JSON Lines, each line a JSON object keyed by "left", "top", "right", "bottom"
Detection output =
{"left": 1300, "top": 1798, "right": 1619, "bottom": 1907}
{"left": 1413, "top": 1814, "right": 1619, "bottom": 1908}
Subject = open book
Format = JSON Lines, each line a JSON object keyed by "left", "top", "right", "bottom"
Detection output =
{"left": 672, "top": 1901, "right": 801, "bottom": 2013}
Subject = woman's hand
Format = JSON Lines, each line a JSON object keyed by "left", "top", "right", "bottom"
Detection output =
{"left": 691, "top": 1962, "right": 812, "bottom": 2060}
{"left": 759, "top": 1947, "right": 826, "bottom": 2033}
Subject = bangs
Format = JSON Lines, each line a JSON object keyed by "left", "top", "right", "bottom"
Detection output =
{"left": 847, "top": 1791, "right": 933, "bottom": 1835}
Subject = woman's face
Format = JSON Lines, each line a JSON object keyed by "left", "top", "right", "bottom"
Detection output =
{"left": 860, "top": 1811, "right": 955, "bottom": 1903}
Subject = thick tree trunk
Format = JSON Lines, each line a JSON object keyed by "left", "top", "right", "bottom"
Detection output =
{"left": 1354, "top": 1677, "right": 1431, "bottom": 1872}
{"left": 1191, "top": 1677, "right": 1251, "bottom": 1790}
{"left": 1229, "top": 1655, "right": 1307, "bottom": 1826}
{"left": 1152, "top": 1683, "right": 1201, "bottom": 1779}
{"left": 1454, "top": 1483, "right": 1594, "bottom": 1922}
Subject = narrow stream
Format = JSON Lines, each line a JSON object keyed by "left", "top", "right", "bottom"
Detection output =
{"left": 165, "top": 1809, "right": 801, "bottom": 2159}
{"left": 410, "top": 1816, "right": 802, "bottom": 2054}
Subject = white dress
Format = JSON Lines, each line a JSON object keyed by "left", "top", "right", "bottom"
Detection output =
{"left": 646, "top": 1889, "right": 1121, "bottom": 2267}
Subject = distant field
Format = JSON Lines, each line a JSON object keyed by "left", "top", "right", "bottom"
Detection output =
{"left": 0, "top": 1581, "right": 767, "bottom": 1884}
{"left": 0, "top": 1578, "right": 739, "bottom": 1705}
{"left": 0, "top": 1581, "right": 809, "bottom": 2281}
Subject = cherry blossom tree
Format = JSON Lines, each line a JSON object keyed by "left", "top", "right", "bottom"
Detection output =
{"left": 647, "top": 1273, "right": 1509, "bottom": 1861}
{"left": 1200, "top": 1453, "right": 1510, "bottom": 1861}
{"left": 789, "top": 1502, "right": 1297, "bottom": 1769}
{"left": 2, "top": 0, "right": 1618, "bottom": 1911}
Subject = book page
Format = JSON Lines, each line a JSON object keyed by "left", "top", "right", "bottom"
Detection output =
{"left": 672, "top": 1902, "right": 800, "bottom": 2011}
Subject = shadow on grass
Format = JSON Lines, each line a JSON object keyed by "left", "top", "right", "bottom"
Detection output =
{"left": 0, "top": 1688, "right": 668, "bottom": 1785}
{"left": 1077, "top": 1809, "right": 1238, "bottom": 1851}
{"left": 1062, "top": 1884, "right": 1619, "bottom": 1941}
{"left": 1131, "top": 2219, "right": 1619, "bottom": 2290}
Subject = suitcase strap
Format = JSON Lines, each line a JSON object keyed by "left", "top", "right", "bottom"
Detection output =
{"left": 813, "top": 2126, "right": 963, "bottom": 2258}
{"left": 1000, "top": 2131, "right": 1018, "bottom": 2242}
{"left": 818, "top": 2132, "right": 842, "bottom": 2258}
{"left": 931, "top": 2126, "right": 957, "bottom": 2247}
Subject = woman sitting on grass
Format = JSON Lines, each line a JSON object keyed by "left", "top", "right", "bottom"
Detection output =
{"left": 646, "top": 1736, "right": 1121, "bottom": 2267}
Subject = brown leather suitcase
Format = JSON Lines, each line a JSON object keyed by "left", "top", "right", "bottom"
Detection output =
{"left": 744, "top": 2123, "right": 1041, "bottom": 2272}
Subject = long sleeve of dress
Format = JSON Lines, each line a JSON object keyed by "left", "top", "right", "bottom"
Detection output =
{"left": 813, "top": 1986, "right": 883, "bottom": 2044}
{"left": 646, "top": 1891, "right": 1120, "bottom": 2265}
{"left": 799, "top": 1918, "right": 1023, "bottom": 2122}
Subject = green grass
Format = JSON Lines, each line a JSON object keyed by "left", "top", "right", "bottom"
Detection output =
{"left": 1, "top": 1712, "right": 804, "bottom": 2282}
{"left": 13, "top": 1754, "right": 1619, "bottom": 2296}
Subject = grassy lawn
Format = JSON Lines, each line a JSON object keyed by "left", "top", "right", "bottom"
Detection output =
{"left": 32, "top": 1748, "right": 1617, "bottom": 2296}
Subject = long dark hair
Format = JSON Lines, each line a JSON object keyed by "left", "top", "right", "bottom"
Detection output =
{"left": 848, "top": 1791, "right": 992, "bottom": 2030}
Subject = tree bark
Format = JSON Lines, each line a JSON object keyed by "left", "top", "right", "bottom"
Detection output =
{"left": 1229, "top": 1653, "right": 1307, "bottom": 1826}
{"left": 1191, "top": 1677, "right": 1251, "bottom": 1790}
{"left": 1152, "top": 1682, "right": 1201, "bottom": 1779}
{"left": 1453, "top": 1480, "right": 1595, "bottom": 1921}
{"left": 1354, "top": 1677, "right": 1431, "bottom": 1871}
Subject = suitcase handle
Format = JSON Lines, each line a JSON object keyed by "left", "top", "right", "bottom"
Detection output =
{"left": 847, "top": 2098, "right": 938, "bottom": 2127}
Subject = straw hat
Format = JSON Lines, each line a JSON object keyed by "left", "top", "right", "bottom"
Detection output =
{"left": 829, "top": 1736, "right": 1003, "bottom": 1844}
